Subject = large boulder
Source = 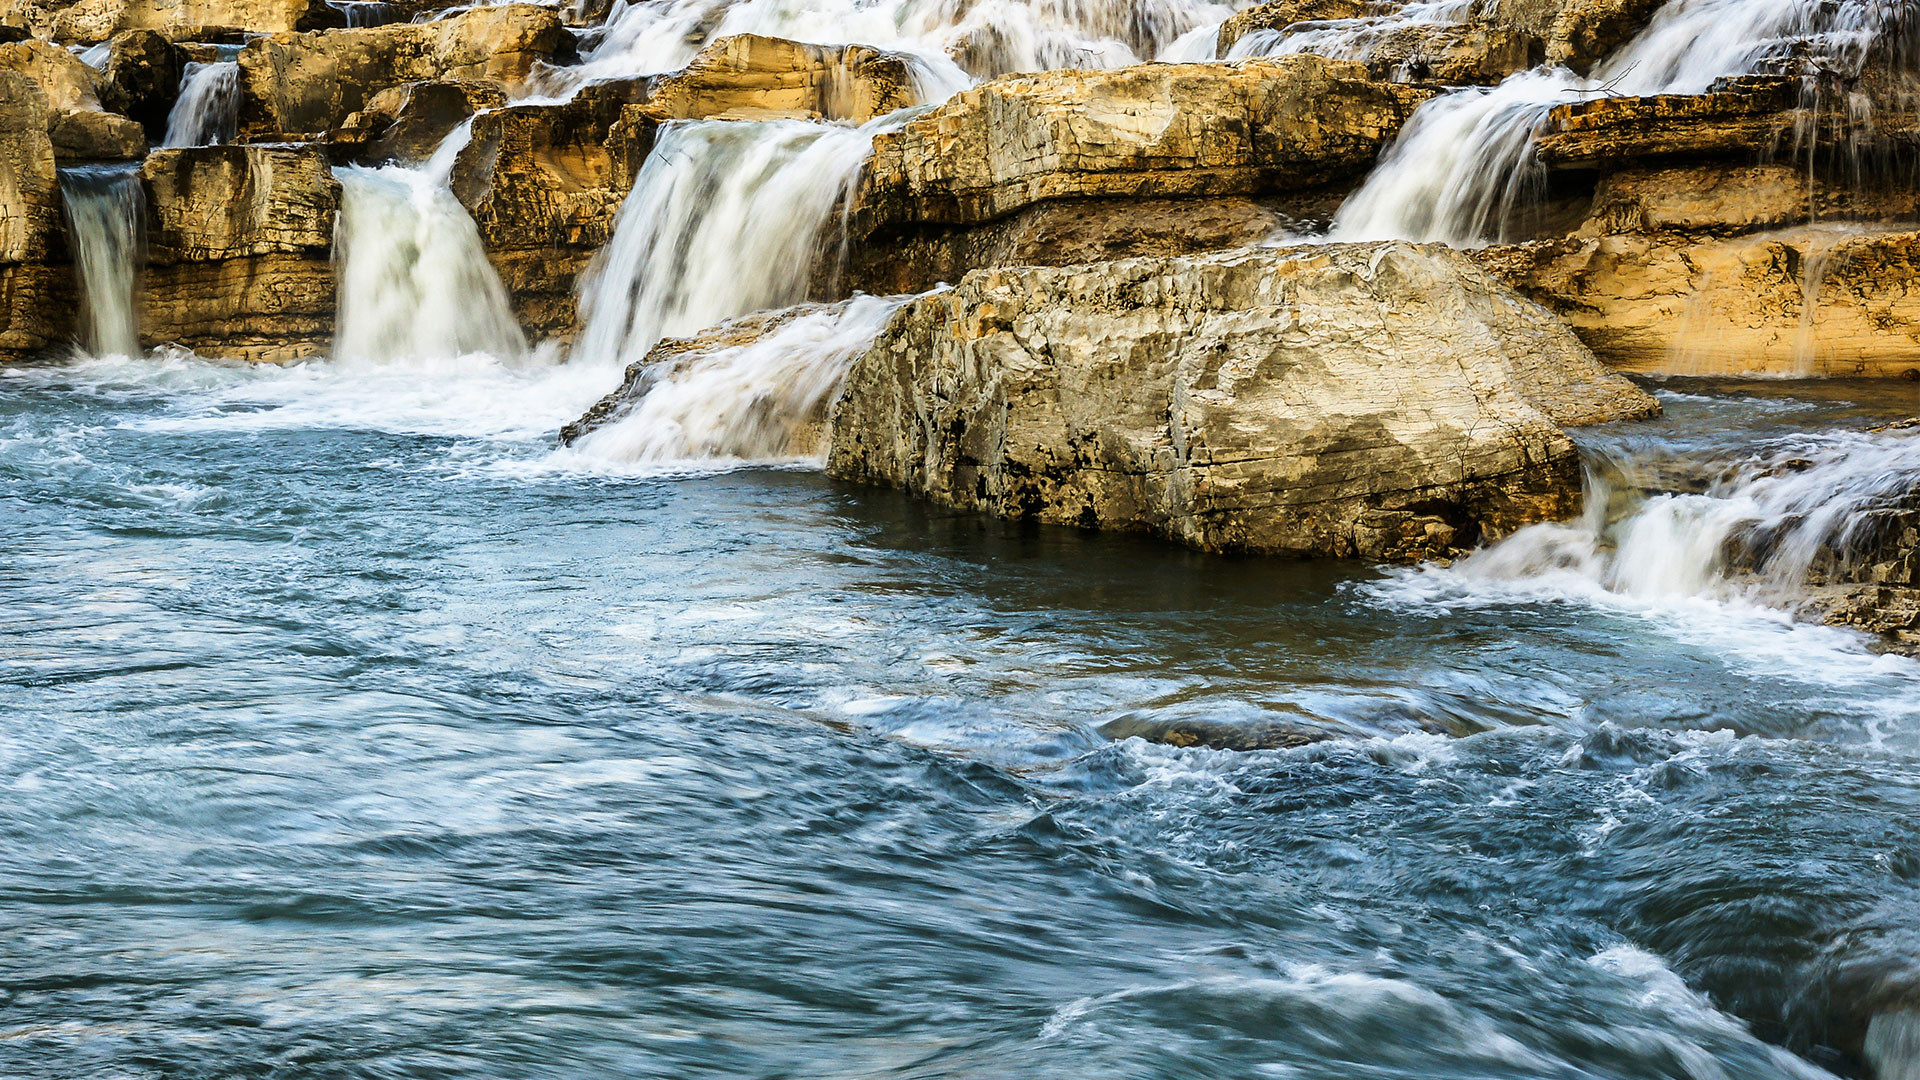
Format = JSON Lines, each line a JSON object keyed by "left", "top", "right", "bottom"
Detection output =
{"left": 137, "top": 144, "right": 338, "bottom": 359}
{"left": 826, "top": 243, "right": 1660, "bottom": 561}
{"left": 236, "top": 4, "right": 564, "bottom": 138}
{"left": 0, "top": 69, "right": 66, "bottom": 359}
{"left": 1472, "top": 0, "right": 1664, "bottom": 72}
{"left": 0, "top": 38, "right": 147, "bottom": 158}
{"left": 96, "top": 28, "right": 184, "bottom": 140}
{"left": 636, "top": 34, "right": 918, "bottom": 123}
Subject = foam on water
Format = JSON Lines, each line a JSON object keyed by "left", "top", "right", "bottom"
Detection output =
{"left": 162, "top": 61, "right": 240, "bottom": 147}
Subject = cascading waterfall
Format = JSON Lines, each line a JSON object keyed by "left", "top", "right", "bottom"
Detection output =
{"left": 551, "top": 0, "right": 1233, "bottom": 93}
{"left": 332, "top": 123, "right": 529, "bottom": 366}
{"left": 58, "top": 164, "right": 145, "bottom": 358}
{"left": 568, "top": 294, "right": 909, "bottom": 464}
{"left": 1442, "top": 427, "right": 1920, "bottom": 607}
{"left": 162, "top": 61, "right": 240, "bottom": 147}
{"left": 326, "top": 0, "right": 403, "bottom": 25}
{"left": 572, "top": 116, "right": 890, "bottom": 370}
{"left": 1225, "top": 0, "right": 1474, "bottom": 66}
{"left": 1332, "top": 0, "right": 1911, "bottom": 244}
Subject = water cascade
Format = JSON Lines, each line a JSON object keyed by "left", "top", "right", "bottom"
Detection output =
{"left": 1439, "top": 426, "right": 1920, "bottom": 607}
{"left": 567, "top": 294, "right": 909, "bottom": 464}
{"left": 572, "top": 116, "right": 890, "bottom": 370}
{"left": 332, "top": 127, "right": 528, "bottom": 366}
{"left": 1332, "top": 0, "right": 1912, "bottom": 244}
{"left": 162, "top": 61, "right": 240, "bottom": 148}
{"left": 326, "top": 0, "right": 403, "bottom": 25}
{"left": 554, "top": 0, "right": 1232, "bottom": 92}
{"left": 1225, "top": 0, "right": 1474, "bottom": 67}
{"left": 57, "top": 164, "right": 145, "bottom": 358}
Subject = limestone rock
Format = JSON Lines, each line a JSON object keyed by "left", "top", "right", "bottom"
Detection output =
{"left": 826, "top": 243, "right": 1660, "bottom": 561}
{"left": 0, "top": 38, "right": 148, "bottom": 158}
{"left": 637, "top": 34, "right": 918, "bottom": 124}
{"left": 34, "top": 0, "right": 312, "bottom": 43}
{"left": 1473, "top": 0, "right": 1663, "bottom": 72}
{"left": 450, "top": 80, "right": 656, "bottom": 340}
{"left": 337, "top": 77, "right": 508, "bottom": 165}
{"left": 1216, "top": 0, "right": 1366, "bottom": 57}
{"left": 849, "top": 55, "right": 1435, "bottom": 236}
{"left": 97, "top": 28, "right": 184, "bottom": 140}
{"left": 0, "top": 69, "right": 65, "bottom": 358}
{"left": 1477, "top": 226, "right": 1920, "bottom": 377}
{"left": 1352, "top": 23, "right": 1543, "bottom": 85}
{"left": 236, "top": 4, "right": 564, "bottom": 138}
{"left": 137, "top": 144, "right": 338, "bottom": 359}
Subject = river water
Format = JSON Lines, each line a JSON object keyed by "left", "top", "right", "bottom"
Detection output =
{"left": 4, "top": 348, "right": 1919, "bottom": 1077}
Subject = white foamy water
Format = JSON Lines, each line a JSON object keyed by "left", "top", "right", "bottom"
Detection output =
{"left": 572, "top": 116, "right": 890, "bottom": 371}
{"left": 1333, "top": 0, "right": 1908, "bottom": 243}
{"left": 565, "top": 293, "right": 909, "bottom": 468}
{"left": 331, "top": 125, "right": 529, "bottom": 367}
{"left": 162, "top": 61, "right": 239, "bottom": 148}
{"left": 553, "top": 0, "right": 1232, "bottom": 94}
{"left": 59, "top": 165, "right": 145, "bottom": 359}
{"left": 1363, "top": 426, "right": 1920, "bottom": 694}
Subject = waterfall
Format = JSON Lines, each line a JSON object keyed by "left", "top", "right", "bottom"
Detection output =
{"left": 553, "top": 0, "right": 1233, "bottom": 92}
{"left": 326, "top": 0, "right": 403, "bottom": 25}
{"left": 58, "top": 164, "right": 145, "bottom": 358}
{"left": 1440, "top": 427, "right": 1920, "bottom": 606}
{"left": 332, "top": 124, "right": 528, "bottom": 366}
{"left": 1332, "top": 0, "right": 1911, "bottom": 244}
{"left": 572, "top": 116, "right": 887, "bottom": 370}
{"left": 568, "top": 294, "right": 908, "bottom": 464}
{"left": 162, "top": 61, "right": 240, "bottom": 148}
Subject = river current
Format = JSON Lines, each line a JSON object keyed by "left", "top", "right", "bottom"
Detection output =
{"left": 4, "top": 351, "right": 1919, "bottom": 1077}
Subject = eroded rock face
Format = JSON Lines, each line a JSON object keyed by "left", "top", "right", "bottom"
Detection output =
{"left": 1215, "top": 0, "right": 1367, "bottom": 56}
{"left": 637, "top": 34, "right": 918, "bottom": 123}
{"left": 851, "top": 56, "right": 1433, "bottom": 235}
{"left": 138, "top": 144, "right": 339, "bottom": 359}
{"left": 1473, "top": 0, "right": 1663, "bottom": 72}
{"left": 97, "top": 28, "right": 184, "bottom": 140}
{"left": 337, "top": 77, "right": 508, "bottom": 165}
{"left": 236, "top": 4, "right": 564, "bottom": 138}
{"left": 0, "top": 69, "right": 65, "bottom": 358}
{"left": 14, "top": 0, "right": 313, "bottom": 43}
{"left": 827, "top": 243, "right": 1660, "bottom": 561}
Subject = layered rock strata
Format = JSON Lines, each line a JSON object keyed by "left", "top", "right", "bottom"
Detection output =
{"left": 0, "top": 69, "right": 67, "bottom": 358}
{"left": 0, "top": 37, "right": 146, "bottom": 158}
{"left": 843, "top": 55, "right": 1435, "bottom": 293}
{"left": 826, "top": 243, "right": 1661, "bottom": 561}
{"left": 138, "top": 144, "right": 338, "bottom": 359}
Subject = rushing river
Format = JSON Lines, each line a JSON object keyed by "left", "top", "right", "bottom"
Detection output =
{"left": 3, "top": 352, "right": 1918, "bottom": 1078}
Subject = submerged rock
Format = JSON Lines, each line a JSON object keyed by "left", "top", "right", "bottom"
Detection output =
{"left": 827, "top": 243, "right": 1660, "bottom": 562}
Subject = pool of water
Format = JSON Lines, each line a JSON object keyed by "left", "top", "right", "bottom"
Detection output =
{"left": 3, "top": 354, "right": 1918, "bottom": 1078}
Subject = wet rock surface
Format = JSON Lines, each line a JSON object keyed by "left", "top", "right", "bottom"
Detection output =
{"left": 827, "top": 242, "right": 1660, "bottom": 561}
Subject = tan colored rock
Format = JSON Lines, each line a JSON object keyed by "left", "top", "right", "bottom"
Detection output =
{"left": 1473, "top": 0, "right": 1663, "bottom": 72}
{"left": 137, "top": 144, "right": 338, "bottom": 359}
{"left": 38, "top": 0, "right": 311, "bottom": 42}
{"left": 850, "top": 55, "right": 1435, "bottom": 236}
{"left": 1477, "top": 227, "right": 1920, "bottom": 377}
{"left": 337, "top": 77, "right": 508, "bottom": 164}
{"left": 638, "top": 34, "right": 917, "bottom": 123}
{"left": 236, "top": 4, "right": 564, "bottom": 138}
{"left": 826, "top": 243, "right": 1660, "bottom": 561}
{"left": 1216, "top": 0, "right": 1366, "bottom": 56}
{"left": 51, "top": 106, "right": 145, "bottom": 157}
{"left": 97, "top": 28, "right": 184, "bottom": 139}
{"left": 450, "top": 81, "right": 656, "bottom": 340}
{"left": 1353, "top": 23, "right": 1542, "bottom": 85}
{"left": 0, "top": 38, "right": 148, "bottom": 158}
{"left": 0, "top": 69, "right": 65, "bottom": 359}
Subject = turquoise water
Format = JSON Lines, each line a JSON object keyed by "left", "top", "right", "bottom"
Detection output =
{"left": 4, "top": 354, "right": 1919, "bottom": 1078}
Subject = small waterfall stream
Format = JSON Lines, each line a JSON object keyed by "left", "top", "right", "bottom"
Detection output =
{"left": 332, "top": 124, "right": 528, "bottom": 366}
{"left": 162, "top": 61, "right": 240, "bottom": 148}
{"left": 58, "top": 164, "right": 145, "bottom": 358}
{"left": 572, "top": 116, "right": 892, "bottom": 370}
